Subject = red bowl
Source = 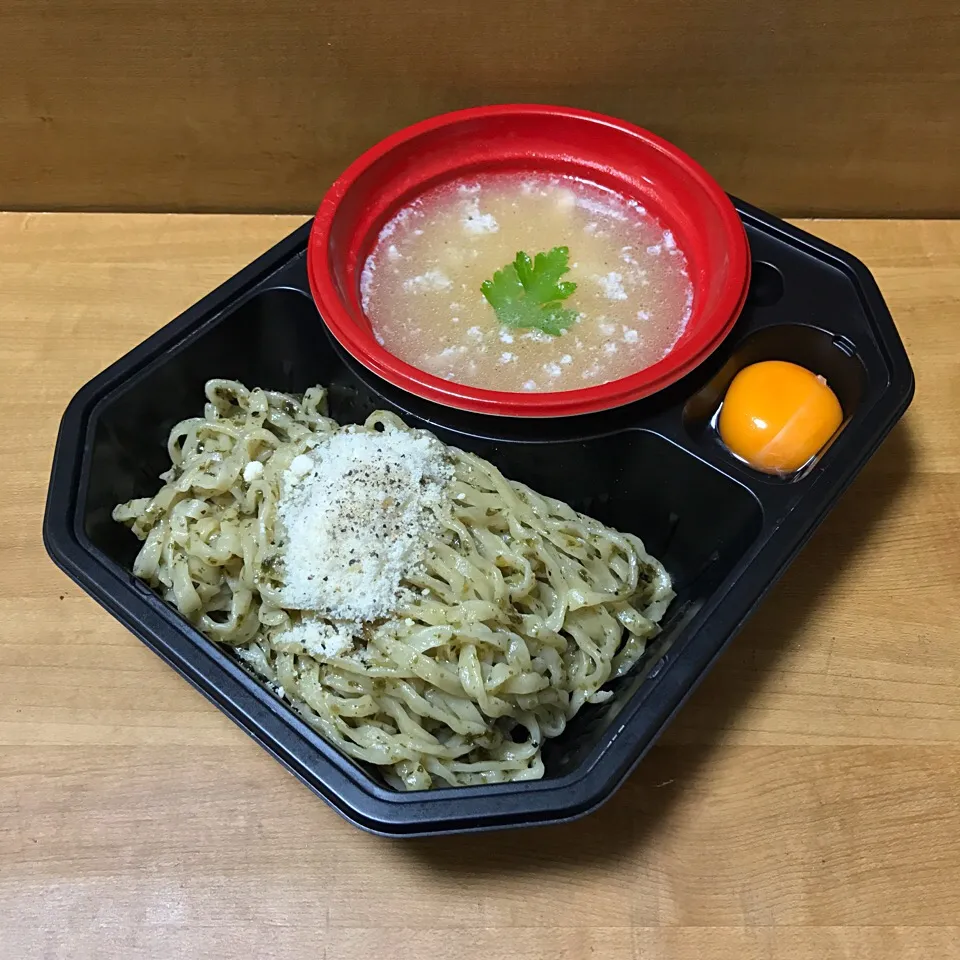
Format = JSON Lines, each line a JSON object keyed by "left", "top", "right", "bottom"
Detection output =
{"left": 307, "top": 105, "right": 750, "bottom": 418}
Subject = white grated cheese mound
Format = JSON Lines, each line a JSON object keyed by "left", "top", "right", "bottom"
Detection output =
{"left": 278, "top": 427, "right": 452, "bottom": 623}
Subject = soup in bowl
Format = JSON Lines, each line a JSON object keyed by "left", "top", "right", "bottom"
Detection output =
{"left": 308, "top": 105, "right": 750, "bottom": 417}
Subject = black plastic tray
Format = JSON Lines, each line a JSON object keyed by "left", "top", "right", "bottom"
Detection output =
{"left": 43, "top": 199, "right": 914, "bottom": 836}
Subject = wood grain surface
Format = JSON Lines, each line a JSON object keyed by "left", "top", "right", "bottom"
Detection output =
{"left": 1, "top": 214, "right": 958, "bottom": 959}
{"left": 1, "top": 0, "right": 958, "bottom": 216}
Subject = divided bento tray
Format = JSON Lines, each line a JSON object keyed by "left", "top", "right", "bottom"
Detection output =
{"left": 43, "top": 198, "right": 914, "bottom": 836}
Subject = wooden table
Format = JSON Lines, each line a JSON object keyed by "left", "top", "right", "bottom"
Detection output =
{"left": 1, "top": 214, "right": 957, "bottom": 960}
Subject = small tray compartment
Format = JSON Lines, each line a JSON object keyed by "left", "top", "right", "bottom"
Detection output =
{"left": 682, "top": 323, "right": 869, "bottom": 479}
{"left": 46, "top": 199, "right": 914, "bottom": 836}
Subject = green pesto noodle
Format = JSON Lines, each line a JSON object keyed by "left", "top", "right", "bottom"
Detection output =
{"left": 114, "top": 379, "right": 674, "bottom": 789}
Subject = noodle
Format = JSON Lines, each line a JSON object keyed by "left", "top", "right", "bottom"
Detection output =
{"left": 113, "top": 379, "right": 674, "bottom": 789}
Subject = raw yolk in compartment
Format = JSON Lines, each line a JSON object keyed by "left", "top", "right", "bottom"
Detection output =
{"left": 718, "top": 360, "right": 843, "bottom": 474}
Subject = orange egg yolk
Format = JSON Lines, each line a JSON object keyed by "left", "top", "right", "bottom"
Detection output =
{"left": 718, "top": 360, "right": 843, "bottom": 474}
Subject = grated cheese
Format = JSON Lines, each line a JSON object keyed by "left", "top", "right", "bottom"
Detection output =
{"left": 288, "top": 454, "right": 313, "bottom": 479}
{"left": 278, "top": 619, "right": 355, "bottom": 659}
{"left": 277, "top": 426, "right": 452, "bottom": 623}
{"left": 243, "top": 460, "right": 264, "bottom": 482}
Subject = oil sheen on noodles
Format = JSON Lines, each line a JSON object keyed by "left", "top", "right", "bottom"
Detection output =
{"left": 114, "top": 379, "right": 674, "bottom": 790}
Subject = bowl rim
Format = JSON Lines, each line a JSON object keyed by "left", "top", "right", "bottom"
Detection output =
{"left": 308, "top": 103, "right": 751, "bottom": 418}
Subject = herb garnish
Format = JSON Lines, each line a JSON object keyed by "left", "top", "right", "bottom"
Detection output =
{"left": 480, "top": 246, "right": 578, "bottom": 336}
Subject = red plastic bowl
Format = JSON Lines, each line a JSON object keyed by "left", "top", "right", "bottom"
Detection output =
{"left": 308, "top": 105, "right": 750, "bottom": 418}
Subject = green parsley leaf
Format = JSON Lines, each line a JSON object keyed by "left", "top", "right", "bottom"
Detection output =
{"left": 480, "top": 246, "right": 579, "bottom": 336}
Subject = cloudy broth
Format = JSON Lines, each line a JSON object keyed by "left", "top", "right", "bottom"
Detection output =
{"left": 360, "top": 173, "right": 693, "bottom": 393}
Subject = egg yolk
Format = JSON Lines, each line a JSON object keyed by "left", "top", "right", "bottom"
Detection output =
{"left": 718, "top": 360, "right": 843, "bottom": 474}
